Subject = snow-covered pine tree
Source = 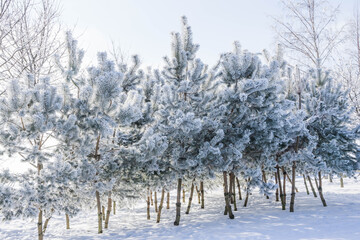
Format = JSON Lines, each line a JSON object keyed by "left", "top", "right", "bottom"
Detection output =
{"left": 302, "top": 67, "right": 360, "bottom": 206}
{"left": 0, "top": 76, "right": 80, "bottom": 240}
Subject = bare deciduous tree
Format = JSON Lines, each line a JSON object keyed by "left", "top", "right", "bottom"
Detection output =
{"left": 0, "top": 0, "right": 63, "bottom": 86}
{"left": 273, "top": 0, "right": 344, "bottom": 69}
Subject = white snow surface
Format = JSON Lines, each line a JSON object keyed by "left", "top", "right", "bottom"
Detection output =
{"left": 0, "top": 176, "right": 359, "bottom": 240}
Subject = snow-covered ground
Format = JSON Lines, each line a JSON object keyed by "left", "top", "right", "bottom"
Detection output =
{"left": 0, "top": 176, "right": 359, "bottom": 240}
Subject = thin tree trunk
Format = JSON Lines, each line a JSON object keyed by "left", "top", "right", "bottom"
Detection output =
{"left": 43, "top": 217, "right": 51, "bottom": 234}
{"left": 105, "top": 192, "right": 112, "bottom": 229}
{"left": 66, "top": 214, "right": 70, "bottom": 229}
{"left": 329, "top": 174, "right": 333, "bottom": 183}
{"left": 290, "top": 162, "right": 296, "bottom": 212}
{"left": 183, "top": 188, "right": 185, "bottom": 203}
{"left": 276, "top": 166, "right": 285, "bottom": 210}
{"left": 236, "top": 177, "right": 242, "bottom": 200}
{"left": 244, "top": 178, "right": 250, "bottom": 207}
{"left": 196, "top": 186, "right": 201, "bottom": 204}
{"left": 340, "top": 176, "right": 344, "bottom": 188}
{"left": 286, "top": 174, "right": 299, "bottom": 193}
{"left": 102, "top": 206, "right": 105, "bottom": 221}
{"left": 156, "top": 188, "right": 165, "bottom": 223}
{"left": 316, "top": 172, "right": 327, "bottom": 207}
{"left": 229, "top": 173, "right": 234, "bottom": 204}
{"left": 96, "top": 191, "right": 103, "bottom": 233}
{"left": 200, "top": 181, "right": 204, "bottom": 209}
{"left": 113, "top": 201, "right": 116, "bottom": 215}
{"left": 166, "top": 192, "right": 170, "bottom": 209}
{"left": 307, "top": 175, "right": 317, "bottom": 197}
{"left": 154, "top": 191, "right": 158, "bottom": 213}
{"left": 151, "top": 190, "right": 153, "bottom": 206}
{"left": 174, "top": 178, "right": 182, "bottom": 226}
{"left": 231, "top": 173, "right": 237, "bottom": 211}
{"left": 275, "top": 173, "right": 279, "bottom": 202}
{"left": 282, "top": 167, "right": 287, "bottom": 209}
{"left": 38, "top": 210, "right": 43, "bottom": 240}
{"left": 262, "top": 170, "right": 270, "bottom": 199}
{"left": 303, "top": 174, "right": 310, "bottom": 195}
{"left": 185, "top": 183, "right": 195, "bottom": 214}
{"left": 223, "top": 172, "right": 234, "bottom": 219}
{"left": 147, "top": 194, "right": 151, "bottom": 220}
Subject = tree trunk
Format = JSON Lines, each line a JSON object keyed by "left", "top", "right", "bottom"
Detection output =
{"left": 150, "top": 190, "right": 153, "bottom": 206}
{"left": 340, "top": 176, "right": 344, "bottom": 188}
{"left": 262, "top": 170, "right": 270, "bottom": 199}
{"left": 229, "top": 173, "right": 234, "bottom": 204}
{"left": 102, "top": 206, "right": 105, "bottom": 221}
{"left": 200, "top": 181, "right": 204, "bottom": 209}
{"left": 303, "top": 174, "right": 310, "bottom": 195}
{"left": 276, "top": 166, "right": 285, "bottom": 210}
{"left": 174, "top": 178, "right": 182, "bottom": 226}
{"left": 185, "top": 183, "right": 195, "bottom": 214}
{"left": 231, "top": 173, "right": 237, "bottom": 211}
{"left": 275, "top": 173, "right": 279, "bottom": 202}
{"left": 38, "top": 210, "right": 43, "bottom": 240}
{"left": 316, "top": 172, "right": 327, "bottom": 207}
{"left": 196, "top": 186, "right": 201, "bottom": 204}
{"left": 329, "top": 174, "right": 333, "bottom": 183}
{"left": 289, "top": 162, "right": 296, "bottom": 212}
{"left": 43, "top": 217, "right": 51, "bottom": 235}
{"left": 166, "top": 192, "right": 170, "bottom": 209}
{"left": 156, "top": 188, "right": 165, "bottom": 223}
{"left": 282, "top": 167, "right": 287, "bottom": 209}
{"left": 105, "top": 192, "right": 112, "bottom": 229}
{"left": 223, "top": 171, "right": 234, "bottom": 219}
{"left": 307, "top": 175, "right": 317, "bottom": 197}
{"left": 183, "top": 188, "right": 185, "bottom": 203}
{"left": 154, "top": 191, "right": 158, "bottom": 212}
{"left": 95, "top": 191, "right": 103, "bottom": 233}
{"left": 113, "top": 201, "right": 116, "bottom": 215}
{"left": 147, "top": 195, "right": 151, "bottom": 220}
{"left": 286, "top": 173, "right": 299, "bottom": 193}
{"left": 243, "top": 187, "right": 250, "bottom": 207}
{"left": 66, "top": 214, "right": 70, "bottom": 229}
{"left": 236, "top": 177, "right": 242, "bottom": 200}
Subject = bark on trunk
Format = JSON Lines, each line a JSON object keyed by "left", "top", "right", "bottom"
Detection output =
{"left": 174, "top": 178, "right": 182, "bottom": 226}
{"left": 102, "top": 206, "right": 105, "bottom": 221}
{"left": 223, "top": 171, "right": 234, "bottom": 219}
{"left": 200, "top": 181, "right": 204, "bottom": 209}
{"left": 276, "top": 166, "right": 285, "bottom": 210}
{"left": 289, "top": 162, "right": 296, "bottom": 212}
{"left": 275, "top": 173, "right": 279, "bottom": 202}
{"left": 307, "top": 175, "right": 317, "bottom": 197}
{"left": 286, "top": 174, "right": 299, "bottom": 193}
{"left": 229, "top": 173, "right": 234, "bottom": 204}
{"left": 236, "top": 177, "right": 242, "bottom": 200}
{"left": 147, "top": 195, "right": 151, "bottom": 220}
{"left": 156, "top": 188, "right": 165, "bottom": 223}
{"left": 282, "top": 167, "right": 287, "bottom": 209}
{"left": 113, "top": 201, "right": 116, "bottom": 215}
{"left": 185, "top": 183, "right": 195, "bottom": 214}
{"left": 166, "top": 192, "right": 170, "bottom": 209}
{"left": 316, "top": 172, "right": 327, "bottom": 207}
{"left": 105, "top": 192, "right": 112, "bottom": 229}
{"left": 154, "top": 191, "right": 158, "bottom": 213}
{"left": 96, "top": 191, "right": 103, "bottom": 233}
{"left": 303, "top": 175, "right": 310, "bottom": 195}
{"left": 262, "top": 170, "right": 270, "bottom": 199}
{"left": 196, "top": 186, "right": 200, "bottom": 204}
{"left": 43, "top": 217, "right": 51, "bottom": 235}
{"left": 231, "top": 173, "right": 237, "bottom": 211}
{"left": 340, "top": 176, "right": 344, "bottom": 188}
{"left": 66, "top": 214, "right": 70, "bottom": 229}
{"left": 38, "top": 210, "right": 43, "bottom": 240}
{"left": 183, "top": 188, "right": 185, "bottom": 203}
{"left": 151, "top": 190, "right": 153, "bottom": 206}
{"left": 243, "top": 187, "right": 250, "bottom": 207}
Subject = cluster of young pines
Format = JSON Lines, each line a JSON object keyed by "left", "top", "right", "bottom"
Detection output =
{"left": 0, "top": 16, "right": 358, "bottom": 240}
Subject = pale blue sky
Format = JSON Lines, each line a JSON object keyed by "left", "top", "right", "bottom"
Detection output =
{"left": 60, "top": 0, "right": 355, "bottom": 68}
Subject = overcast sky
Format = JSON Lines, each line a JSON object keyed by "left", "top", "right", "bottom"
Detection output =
{"left": 60, "top": 0, "right": 355, "bottom": 68}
